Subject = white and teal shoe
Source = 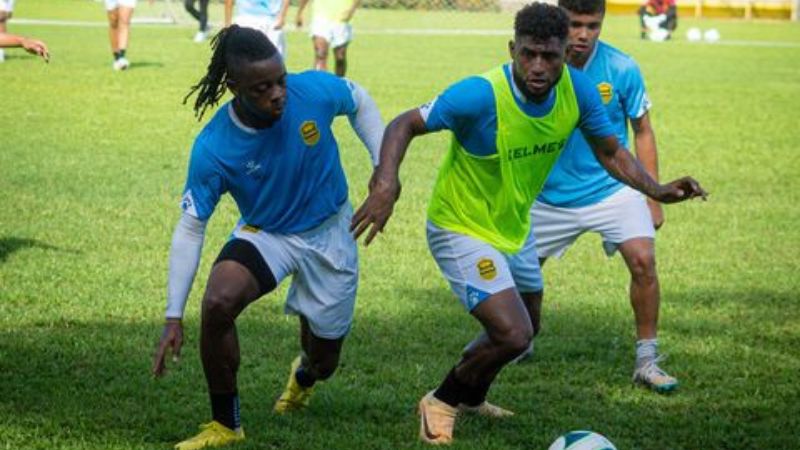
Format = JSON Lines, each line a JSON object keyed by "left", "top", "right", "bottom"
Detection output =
{"left": 633, "top": 356, "right": 679, "bottom": 393}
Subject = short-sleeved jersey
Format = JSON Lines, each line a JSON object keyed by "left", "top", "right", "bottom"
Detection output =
{"left": 180, "top": 71, "right": 357, "bottom": 234}
{"left": 538, "top": 41, "right": 651, "bottom": 208}
{"left": 313, "top": 0, "right": 352, "bottom": 23}
{"left": 236, "top": 0, "right": 282, "bottom": 18}
{"left": 421, "top": 63, "right": 614, "bottom": 158}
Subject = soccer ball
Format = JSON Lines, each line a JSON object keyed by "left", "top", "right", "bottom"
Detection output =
{"left": 703, "top": 28, "right": 721, "bottom": 43}
{"left": 686, "top": 27, "right": 702, "bottom": 42}
{"left": 547, "top": 430, "right": 617, "bottom": 450}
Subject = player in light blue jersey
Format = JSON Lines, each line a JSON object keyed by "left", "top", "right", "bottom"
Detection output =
{"left": 150, "top": 25, "right": 383, "bottom": 450}
{"left": 225, "top": 0, "right": 290, "bottom": 57}
{"left": 352, "top": 3, "right": 705, "bottom": 444}
{"left": 529, "top": 0, "right": 679, "bottom": 393}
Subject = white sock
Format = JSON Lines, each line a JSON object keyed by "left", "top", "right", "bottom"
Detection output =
{"left": 635, "top": 338, "right": 658, "bottom": 368}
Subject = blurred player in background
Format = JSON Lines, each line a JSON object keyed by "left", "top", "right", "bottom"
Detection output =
{"left": 151, "top": 25, "right": 383, "bottom": 450}
{"left": 639, "top": 0, "right": 677, "bottom": 40}
{"left": 105, "top": 0, "right": 137, "bottom": 70}
{"left": 184, "top": 0, "right": 211, "bottom": 43}
{"left": 527, "top": 0, "right": 678, "bottom": 393}
{"left": 295, "top": 0, "right": 360, "bottom": 76}
{"left": 225, "top": 0, "right": 290, "bottom": 56}
{"left": 0, "top": 0, "right": 15, "bottom": 63}
{"left": 351, "top": 2, "right": 705, "bottom": 444}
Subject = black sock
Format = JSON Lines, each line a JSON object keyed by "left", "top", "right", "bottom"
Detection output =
{"left": 113, "top": 51, "right": 121, "bottom": 60}
{"left": 118, "top": 49, "right": 126, "bottom": 59}
{"left": 295, "top": 366, "right": 316, "bottom": 388}
{"left": 433, "top": 367, "right": 472, "bottom": 407}
{"left": 210, "top": 392, "right": 240, "bottom": 430}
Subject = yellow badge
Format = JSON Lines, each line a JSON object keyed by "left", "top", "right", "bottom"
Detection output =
{"left": 477, "top": 258, "right": 497, "bottom": 281}
{"left": 241, "top": 225, "right": 260, "bottom": 233}
{"left": 597, "top": 82, "right": 613, "bottom": 105}
{"left": 300, "top": 120, "right": 320, "bottom": 146}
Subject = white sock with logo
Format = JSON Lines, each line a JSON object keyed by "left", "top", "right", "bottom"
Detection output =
{"left": 635, "top": 338, "right": 658, "bottom": 368}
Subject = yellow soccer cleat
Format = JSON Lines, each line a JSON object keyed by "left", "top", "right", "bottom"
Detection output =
{"left": 174, "top": 421, "right": 244, "bottom": 450}
{"left": 273, "top": 356, "right": 314, "bottom": 414}
{"left": 459, "top": 401, "right": 515, "bottom": 418}
{"left": 418, "top": 391, "right": 458, "bottom": 445}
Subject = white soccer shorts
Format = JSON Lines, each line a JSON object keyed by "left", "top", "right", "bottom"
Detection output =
{"left": 310, "top": 17, "right": 352, "bottom": 48}
{"left": 0, "top": 0, "right": 14, "bottom": 13}
{"left": 531, "top": 186, "right": 656, "bottom": 259}
{"left": 230, "top": 203, "right": 358, "bottom": 339}
{"left": 426, "top": 221, "right": 543, "bottom": 312}
{"left": 234, "top": 15, "right": 287, "bottom": 57}
{"left": 105, "top": 0, "right": 137, "bottom": 11}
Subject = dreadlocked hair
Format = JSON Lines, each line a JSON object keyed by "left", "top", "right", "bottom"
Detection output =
{"left": 514, "top": 2, "right": 569, "bottom": 43}
{"left": 558, "top": 0, "right": 606, "bottom": 15}
{"left": 184, "top": 25, "right": 279, "bottom": 120}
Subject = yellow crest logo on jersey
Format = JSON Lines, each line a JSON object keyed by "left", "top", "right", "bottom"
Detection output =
{"left": 597, "top": 82, "right": 613, "bottom": 104}
{"left": 300, "top": 121, "right": 320, "bottom": 146}
{"left": 477, "top": 258, "right": 497, "bottom": 281}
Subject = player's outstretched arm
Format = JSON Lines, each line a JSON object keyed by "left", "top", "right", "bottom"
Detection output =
{"left": 295, "top": 0, "right": 311, "bottom": 28}
{"left": 275, "top": 0, "right": 290, "bottom": 29}
{"left": 351, "top": 109, "right": 428, "bottom": 245}
{"left": 224, "top": 0, "right": 235, "bottom": 28}
{"left": 152, "top": 213, "right": 208, "bottom": 377}
{"left": 588, "top": 134, "right": 707, "bottom": 203}
{"left": 0, "top": 33, "right": 50, "bottom": 62}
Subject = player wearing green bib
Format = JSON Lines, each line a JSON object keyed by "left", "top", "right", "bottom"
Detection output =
{"left": 295, "top": 0, "right": 360, "bottom": 76}
{"left": 352, "top": 2, "right": 706, "bottom": 445}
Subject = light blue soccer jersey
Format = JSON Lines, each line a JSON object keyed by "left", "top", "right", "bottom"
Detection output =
{"left": 538, "top": 41, "right": 652, "bottom": 207}
{"left": 421, "top": 63, "right": 614, "bottom": 158}
{"left": 236, "top": 0, "right": 282, "bottom": 18}
{"left": 180, "top": 71, "right": 357, "bottom": 234}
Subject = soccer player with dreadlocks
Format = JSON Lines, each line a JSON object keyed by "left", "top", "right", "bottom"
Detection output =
{"left": 151, "top": 25, "right": 384, "bottom": 450}
{"left": 351, "top": 2, "right": 705, "bottom": 444}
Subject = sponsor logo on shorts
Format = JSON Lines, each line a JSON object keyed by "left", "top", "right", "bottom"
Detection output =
{"left": 597, "top": 82, "right": 613, "bottom": 104}
{"left": 241, "top": 225, "right": 260, "bottom": 233}
{"left": 477, "top": 258, "right": 497, "bottom": 280}
{"left": 300, "top": 120, "right": 320, "bottom": 146}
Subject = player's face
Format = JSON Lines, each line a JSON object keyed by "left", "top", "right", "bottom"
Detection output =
{"left": 230, "top": 54, "right": 287, "bottom": 122}
{"left": 509, "top": 36, "right": 566, "bottom": 102}
{"left": 565, "top": 10, "right": 603, "bottom": 64}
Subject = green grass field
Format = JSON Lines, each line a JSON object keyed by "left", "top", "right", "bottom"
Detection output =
{"left": 2, "top": 1, "right": 799, "bottom": 448}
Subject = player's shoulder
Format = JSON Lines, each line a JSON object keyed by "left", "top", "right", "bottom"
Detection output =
{"left": 290, "top": 70, "right": 347, "bottom": 92}
{"left": 438, "top": 74, "right": 495, "bottom": 111}
{"left": 596, "top": 41, "right": 641, "bottom": 73}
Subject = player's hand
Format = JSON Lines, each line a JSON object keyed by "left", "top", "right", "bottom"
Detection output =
{"left": 654, "top": 176, "right": 708, "bottom": 204}
{"left": 647, "top": 199, "right": 664, "bottom": 230}
{"left": 273, "top": 16, "right": 285, "bottom": 30}
{"left": 152, "top": 318, "right": 184, "bottom": 378}
{"left": 351, "top": 171, "right": 401, "bottom": 246}
{"left": 21, "top": 38, "right": 49, "bottom": 63}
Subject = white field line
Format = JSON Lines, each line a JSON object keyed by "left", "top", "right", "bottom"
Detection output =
{"left": 11, "top": 18, "right": 800, "bottom": 48}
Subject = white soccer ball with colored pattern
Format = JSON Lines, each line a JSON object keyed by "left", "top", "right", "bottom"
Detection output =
{"left": 547, "top": 430, "right": 617, "bottom": 450}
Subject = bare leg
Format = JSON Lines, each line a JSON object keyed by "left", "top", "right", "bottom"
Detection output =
{"left": 116, "top": 6, "right": 134, "bottom": 54}
{"left": 332, "top": 44, "right": 347, "bottom": 77}
{"left": 618, "top": 238, "right": 659, "bottom": 341}
{"left": 107, "top": 9, "right": 120, "bottom": 53}
{"left": 299, "top": 316, "right": 344, "bottom": 381}
{"left": 313, "top": 36, "right": 329, "bottom": 71}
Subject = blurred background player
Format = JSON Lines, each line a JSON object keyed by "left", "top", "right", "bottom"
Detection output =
{"left": 224, "top": 0, "right": 290, "bottom": 57}
{"left": 151, "top": 25, "right": 383, "bottom": 450}
{"left": 528, "top": 0, "right": 678, "bottom": 393}
{"left": 0, "top": 0, "right": 14, "bottom": 63}
{"left": 639, "top": 0, "right": 677, "bottom": 40}
{"left": 105, "top": 0, "right": 137, "bottom": 70}
{"left": 0, "top": 31, "right": 49, "bottom": 62}
{"left": 184, "top": 0, "right": 211, "bottom": 43}
{"left": 351, "top": 2, "right": 705, "bottom": 444}
{"left": 295, "top": 0, "right": 360, "bottom": 76}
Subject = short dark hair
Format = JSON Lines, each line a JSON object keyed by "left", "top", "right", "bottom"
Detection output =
{"left": 558, "top": 0, "right": 606, "bottom": 15}
{"left": 184, "top": 25, "right": 279, "bottom": 120}
{"left": 514, "top": 2, "right": 569, "bottom": 42}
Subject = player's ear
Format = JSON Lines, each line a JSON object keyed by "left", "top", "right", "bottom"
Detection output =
{"left": 508, "top": 39, "right": 515, "bottom": 58}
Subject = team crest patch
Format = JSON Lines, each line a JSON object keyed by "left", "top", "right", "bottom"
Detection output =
{"left": 300, "top": 120, "right": 320, "bottom": 146}
{"left": 477, "top": 258, "right": 497, "bottom": 281}
{"left": 597, "top": 82, "right": 613, "bottom": 104}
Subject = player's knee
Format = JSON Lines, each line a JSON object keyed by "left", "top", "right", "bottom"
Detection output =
{"left": 628, "top": 252, "right": 657, "bottom": 283}
{"left": 497, "top": 325, "right": 533, "bottom": 358}
{"left": 201, "top": 291, "right": 241, "bottom": 327}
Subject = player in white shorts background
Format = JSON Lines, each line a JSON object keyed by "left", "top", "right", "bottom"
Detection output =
{"left": 224, "top": 0, "right": 290, "bottom": 57}
{"left": 151, "top": 25, "right": 384, "bottom": 449}
{"left": 0, "top": 0, "right": 15, "bottom": 62}
{"left": 530, "top": 0, "right": 678, "bottom": 393}
{"left": 295, "top": 0, "right": 360, "bottom": 76}
{"left": 104, "top": 0, "right": 137, "bottom": 70}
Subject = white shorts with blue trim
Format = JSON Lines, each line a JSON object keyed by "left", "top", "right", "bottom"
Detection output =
{"left": 231, "top": 203, "right": 358, "bottom": 339}
{"left": 310, "top": 17, "right": 352, "bottom": 48}
{"left": 532, "top": 186, "right": 656, "bottom": 259}
{"left": 426, "top": 221, "right": 543, "bottom": 312}
{"left": 234, "top": 15, "right": 287, "bottom": 57}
